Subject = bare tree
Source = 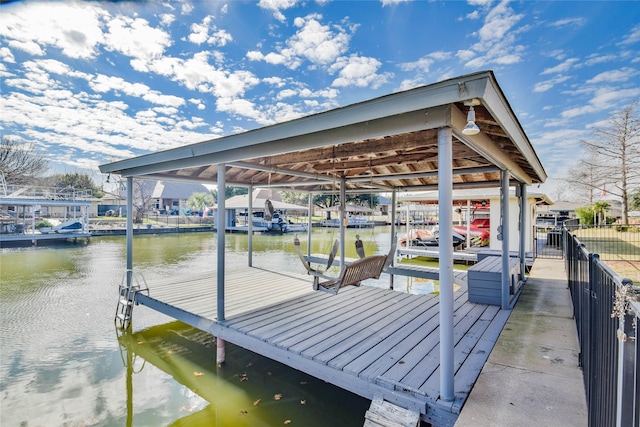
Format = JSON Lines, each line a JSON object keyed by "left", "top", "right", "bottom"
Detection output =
{"left": 0, "top": 136, "right": 49, "bottom": 184}
{"left": 131, "top": 179, "right": 156, "bottom": 223}
{"left": 563, "top": 152, "right": 606, "bottom": 204}
{"left": 580, "top": 101, "right": 640, "bottom": 223}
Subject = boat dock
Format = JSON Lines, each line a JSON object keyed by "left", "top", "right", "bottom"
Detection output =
{"left": 397, "top": 247, "right": 478, "bottom": 263}
{"left": 0, "top": 232, "right": 91, "bottom": 247}
{"left": 397, "top": 247, "right": 535, "bottom": 269}
{"left": 133, "top": 266, "right": 511, "bottom": 425}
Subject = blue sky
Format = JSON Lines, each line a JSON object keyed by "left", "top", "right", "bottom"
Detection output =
{"left": 1, "top": 0, "right": 639, "bottom": 197}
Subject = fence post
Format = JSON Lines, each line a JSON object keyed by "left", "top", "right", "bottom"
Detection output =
{"left": 616, "top": 278, "right": 637, "bottom": 427}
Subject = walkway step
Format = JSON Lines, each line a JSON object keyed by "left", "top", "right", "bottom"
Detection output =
{"left": 364, "top": 396, "right": 420, "bottom": 427}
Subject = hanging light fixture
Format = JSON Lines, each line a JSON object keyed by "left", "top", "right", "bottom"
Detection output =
{"left": 462, "top": 105, "right": 480, "bottom": 135}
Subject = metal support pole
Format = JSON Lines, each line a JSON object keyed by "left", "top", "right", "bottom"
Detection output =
{"left": 339, "top": 178, "right": 346, "bottom": 268}
{"left": 216, "top": 337, "right": 226, "bottom": 367}
{"left": 248, "top": 184, "right": 253, "bottom": 267}
{"left": 126, "top": 177, "right": 133, "bottom": 288}
{"left": 617, "top": 279, "right": 636, "bottom": 427}
{"left": 438, "top": 126, "right": 454, "bottom": 402}
{"left": 466, "top": 199, "right": 471, "bottom": 249}
{"left": 389, "top": 189, "right": 397, "bottom": 290}
{"left": 501, "top": 169, "right": 510, "bottom": 310}
{"left": 518, "top": 183, "right": 527, "bottom": 281}
{"left": 217, "top": 164, "right": 226, "bottom": 321}
{"left": 307, "top": 192, "right": 313, "bottom": 255}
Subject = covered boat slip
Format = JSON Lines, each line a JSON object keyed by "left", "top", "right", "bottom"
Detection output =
{"left": 101, "top": 70, "right": 547, "bottom": 424}
{"left": 134, "top": 265, "right": 511, "bottom": 425}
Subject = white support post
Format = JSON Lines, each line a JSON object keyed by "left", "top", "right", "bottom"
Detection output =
{"left": 518, "top": 183, "right": 527, "bottom": 281}
{"left": 389, "top": 189, "right": 397, "bottom": 290}
{"left": 339, "top": 178, "right": 346, "bottom": 268}
{"left": 438, "top": 126, "right": 455, "bottom": 402}
{"left": 466, "top": 199, "right": 471, "bottom": 249}
{"left": 248, "top": 184, "right": 253, "bottom": 267}
{"left": 307, "top": 193, "right": 313, "bottom": 255}
{"left": 217, "top": 164, "right": 226, "bottom": 322}
{"left": 126, "top": 177, "right": 133, "bottom": 289}
{"left": 501, "top": 169, "right": 510, "bottom": 310}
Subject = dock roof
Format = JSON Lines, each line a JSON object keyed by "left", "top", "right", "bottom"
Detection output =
{"left": 99, "top": 70, "right": 546, "bottom": 192}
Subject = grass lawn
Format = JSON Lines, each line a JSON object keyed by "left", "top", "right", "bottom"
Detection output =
{"left": 572, "top": 228, "right": 640, "bottom": 282}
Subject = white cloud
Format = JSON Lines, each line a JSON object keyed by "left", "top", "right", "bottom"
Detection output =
{"left": 258, "top": 0, "right": 299, "bottom": 22}
{"left": 620, "top": 23, "right": 640, "bottom": 45}
{"left": 7, "top": 40, "right": 44, "bottom": 56}
{"left": 468, "top": 0, "right": 493, "bottom": 7}
{"left": 586, "top": 67, "right": 639, "bottom": 84}
{"left": 103, "top": 16, "right": 172, "bottom": 71}
{"left": 465, "top": 11, "right": 481, "bottom": 20}
{"left": 262, "top": 76, "right": 286, "bottom": 87}
{"left": 188, "top": 16, "right": 233, "bottom": 47}
{"left": 583, "top": 54, "right": 617, "bottom": 66}
{"left": 461, "top": 0, "right": 526, "bottom": 67}
{"left": 533, "top": 128, "right": 588, "bottom": 146}
{"left": 533, "top": 75, "right": 571, "bottom": 93}
{"left": 160, "top": 14, "right": 175, "bottom": 26}
{"left": 549, "top": 17, "right": 586, "bottom": 28}
{"left": 330, "top": 55, "right": 392, "bottom": 89}
{"left": 0, "top": 2, "right": 105, "bottom": 59}
{"left": 181, "top": 2, "right": 195, "bottom": 15}
{"left": 381, "top": 0, "right": 411, "bottom": 6}
{"left": 400, "top": 51, "right": 451, "bottom": 72}
{"left": 541, "top": 58, "right": 579, "bottom": 75}
{"left": 144, "top": 51, "right": 263, "bottom": 122}
{"left": 561, "top": 86, "right": 640, "bottom": 119}
{"left": 246, "top": 14, "right": 353, "bottom": 70}
{"left": 397, "top": 77, "right": 425, "bottom": 91}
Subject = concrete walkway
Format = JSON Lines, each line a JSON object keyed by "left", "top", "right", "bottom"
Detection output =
{"left": 455, "top": 258, "right": 588, "bottom": 427}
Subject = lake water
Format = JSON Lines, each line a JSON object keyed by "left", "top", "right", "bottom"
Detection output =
{"left": 1, "top": 227, "right": 434, "bottom": 426}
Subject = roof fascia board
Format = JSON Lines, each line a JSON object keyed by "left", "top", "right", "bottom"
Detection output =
{"left": 110, "top": 105, "right": 453, "bottom": 177}
{"left": 481, "top": 74, "right": 547, "bottom": 183}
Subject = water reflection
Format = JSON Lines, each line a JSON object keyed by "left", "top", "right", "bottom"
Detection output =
{"left": 118, "top": 322, "right": 369, "bottom": 426}
{"left": 0, "top": 228, "right": 444, "bottom": 426}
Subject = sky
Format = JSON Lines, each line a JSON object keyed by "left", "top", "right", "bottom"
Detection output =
{"left": 1, "top": 0, "right": 639, "bottom": 198}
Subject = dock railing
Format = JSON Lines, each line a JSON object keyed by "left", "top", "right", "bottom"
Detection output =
{"left": 564, "top": 227, "right": 639, "bottom": 427}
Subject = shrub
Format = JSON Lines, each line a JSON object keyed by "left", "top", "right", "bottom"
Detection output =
{"left": 35, "top": 220, "right": 53, "bottom": 229}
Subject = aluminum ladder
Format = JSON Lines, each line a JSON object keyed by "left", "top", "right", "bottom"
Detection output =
{"left": 115, "top": 270, "right": 148, "bottom": 330}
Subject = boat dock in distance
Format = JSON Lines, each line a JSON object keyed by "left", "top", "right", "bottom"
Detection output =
{"left": 133, "top": 265, "right": 511, "bottom": 426}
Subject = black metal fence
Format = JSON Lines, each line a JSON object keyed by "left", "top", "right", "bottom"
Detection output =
{"left": 564, "top": 219, "right": 640, "bottom": 262}
{"left": 564, "top": 227, "right": 639, "bottom": 427}
{"left": 532, "top": 224, "right": 564, "bottom": 259}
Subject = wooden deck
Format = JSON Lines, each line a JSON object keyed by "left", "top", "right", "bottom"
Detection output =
{"left": 135, "top": 266, "right": 511, "bottom": 426}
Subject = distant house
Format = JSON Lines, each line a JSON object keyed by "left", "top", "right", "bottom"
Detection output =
{"left": 151, "top": 181, "right": 210, "bottom": 214}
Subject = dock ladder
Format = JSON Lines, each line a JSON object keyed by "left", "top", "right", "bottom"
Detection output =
{"left": 115, "top": 269, "right": 149, "bottom": 330}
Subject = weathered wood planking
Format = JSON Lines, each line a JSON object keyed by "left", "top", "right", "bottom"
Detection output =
{"left": 365, "top": 396, "right": 420, "bottom": 427}
{"left": 135, "top": 266, "right": 511, "bottom": 426}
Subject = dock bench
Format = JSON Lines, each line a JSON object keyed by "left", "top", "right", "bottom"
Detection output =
{"left": 467, "top": 256, "right": 519, "bottom": 306}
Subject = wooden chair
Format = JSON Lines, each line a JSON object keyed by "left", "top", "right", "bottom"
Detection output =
{"left": 294, "top": 235, "right": 397, "bottom": 295}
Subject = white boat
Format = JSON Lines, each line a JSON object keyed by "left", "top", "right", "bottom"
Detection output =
{"left": 41, "top": 219, "right": 83, "bottom": 234}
